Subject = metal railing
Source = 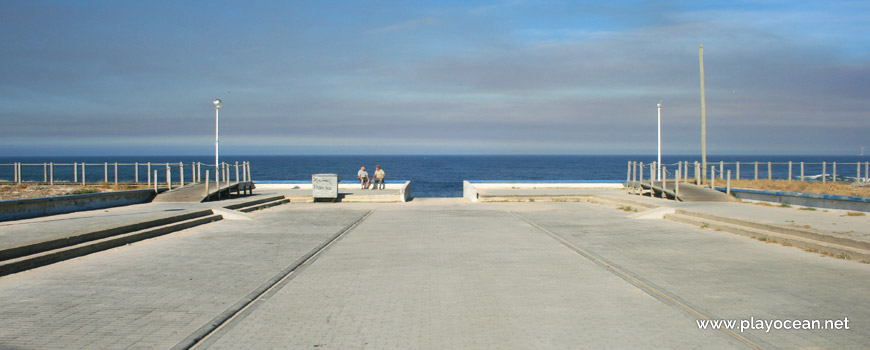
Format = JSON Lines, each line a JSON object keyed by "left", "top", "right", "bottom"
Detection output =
{"left": 626, "top": 160, "right": 870, "bottom": 197}
{"left": 1, "top": 161, "right": 253, "bottom": 188}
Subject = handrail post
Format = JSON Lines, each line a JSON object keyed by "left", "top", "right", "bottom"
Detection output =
{"left": 114, "top": 162, "right": 118, "bottom": 186}
{"left": 180, "top": 162, "right": 184, "bottom": 187}
{"left": 147, "top": 162, "right": 152, "bottom": 186}
{"left": 736, "top": 161, "right": 740, "bottom": 180}
{"left": 82, "top": 162, "right": 86, "bottom": 185}
{"left": 74, "top": 162, "right": 78, "bottom": 183}
{"left": 135, "top": 162, "right": 139, "bottom": 183}
{"left": 711, "top": 166, "right": 715, "bottom": 189}
{"left": 695, "top": 161, "right": 700, "bottom": 185}
{"left": 767, "top": 162, "right": 772, "bottom": 181}
{"left": 822, "top": 161, "right": 827, "bottom": 183}
{"left": 788, "top": 161, "right": 792, "bottom": 182}
{"left": 800, "top": 162, "right": 805, "bottom": 182}
{"left": 833, "top": 162, "right": 837, "bottom": 182}
{"left": 235, "top": 161, "right": 240, "bottom": 183}
{"left": 719, "top": 161, "right": 724, "bottom": 180}
{"left": 43, "top": 163, "right": 47, "bottom": 183}
{"left": 675, "top": 167, "right": 680, "bottom": 199}
{"left": 166, "top": 165, "right": 172, "bottom": 191}
{"left": 626, "top": 161, "right": 631, "bottom": 194}
{"left": 49, "top": 162, "right": 54, "bottom": 185}
{"left": 205, "top": 170, "right": 210, "bottom": 200}
{"left": 754, "top": 161, "right": 758, "bottom": 181}
{"left": 661, "top": 166, "right": 667, "bottom": 199}
{"left": 104, "top": 162, "right": 108, "bottom": 183}
{"left": 727, "top": 170, "right": 731, "bottom": 195}
{"left": 154, "top": 170, "right": 158, "bottom": 192}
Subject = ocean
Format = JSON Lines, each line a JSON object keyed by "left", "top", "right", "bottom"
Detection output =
{"left": 2, "top": 155, "right": 867, "bottom": 197}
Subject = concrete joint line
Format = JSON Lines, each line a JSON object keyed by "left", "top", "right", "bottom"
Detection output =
{"left": 175, "top": 210, "right": 374, "bottom": 350}
{"left": 511, "top": 211, "right": 764, "bottom": 350}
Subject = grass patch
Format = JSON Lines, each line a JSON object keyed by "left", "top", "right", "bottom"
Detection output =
{"left": 66, "top": 189, "right": 100, "bottom": 195}
{"left": 799, "top": 207, "right": 816, "bottom": 211}
{"left": 618, "top": 205, "right": 637, "bottom": 212}
{"left": 699, "top": 222, "right": 710, "bottom": 229}
{"left": 845, "top": 211, "right": 866, "bottom": 217}
{"left": 715, "top": 179, "right": 870, "bottom": 197}
{"left": 779, "top": 202, "right": 791, "bottom": 208}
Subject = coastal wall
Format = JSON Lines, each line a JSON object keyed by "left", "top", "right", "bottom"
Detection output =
{"left": 255, "top": 181, "right": 412, "bottom": 202}
{"left": 0, "top": 189, "right": 157, "bottom": 222}
{"left": 717, "top": 187, "right": 870, "bottom": 212}
{"left": 464, "top": 180, "right": 625, "bottom": 202}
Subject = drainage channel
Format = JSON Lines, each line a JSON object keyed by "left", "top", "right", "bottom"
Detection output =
{"left": 172, "top": 210, "right": 374, "bottom": 350}
{"left": 511, "top": 211, "right": 765, "bottom": 350}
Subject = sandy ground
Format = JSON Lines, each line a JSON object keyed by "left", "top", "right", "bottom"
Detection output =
{"left": 0, "top": 183, "right": 151, "bottom": 201}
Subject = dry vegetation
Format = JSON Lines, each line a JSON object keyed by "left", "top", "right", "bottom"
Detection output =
{"left": 0, "top": 183, "right": 152, "bottom": 201}
{"left": 694, "top": 179, "right": 870, "bottom": 197}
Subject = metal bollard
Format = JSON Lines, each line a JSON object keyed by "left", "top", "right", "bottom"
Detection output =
{"left": 205, "top": 170, "right": 210, "bottom": 199}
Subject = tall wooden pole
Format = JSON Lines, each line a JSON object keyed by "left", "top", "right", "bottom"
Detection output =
{"left": 699, "top": 44, "right": 708, "bottom": 182}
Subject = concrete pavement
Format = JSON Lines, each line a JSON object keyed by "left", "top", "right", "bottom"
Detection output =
{"left": 0, "top": 194, "right": 868, "bottom": 349}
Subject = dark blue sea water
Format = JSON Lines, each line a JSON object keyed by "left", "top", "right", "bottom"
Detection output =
{"left": 2, "top": 155, "right": 868, "bottom": 197}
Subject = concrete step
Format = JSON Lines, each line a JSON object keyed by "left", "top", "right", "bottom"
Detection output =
{"left": 0, "top": 213, "right": 222, "bottom": 276}
{"left": 0, "top": 209, "right": 214, "bottom": 262}
{"left": 664, "top": 213, "right": 870, "bottom": 263}
{"left": 585, "top": 195, "right": 661, "bottom": 211}
{"left": 222, "top": 196, "right": 286, "bottom": 210}
{"left": 237, "top": 198, "right": 290, "bottom": 213}
{"left": 674, "top": 209, "right": 870, "bottom": 251}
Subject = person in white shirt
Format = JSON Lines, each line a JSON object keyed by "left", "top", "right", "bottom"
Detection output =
{"left": 372, "top": 165, "right": 386, "bottom": 190}
{"left": 357, "top": 166, "right": 369, "bottom": 189}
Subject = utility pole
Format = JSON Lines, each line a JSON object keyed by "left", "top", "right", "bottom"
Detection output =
{"left": 657, "top": 102, "right": 662, "bottom": 181}
{"left": 699, "top": 44, "right": 707, "bottom": 182}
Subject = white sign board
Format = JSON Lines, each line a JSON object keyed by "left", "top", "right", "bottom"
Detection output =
{"left": 312, "top": 173, "right": 338, "bottom": 199}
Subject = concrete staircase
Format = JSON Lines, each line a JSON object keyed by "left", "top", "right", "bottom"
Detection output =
{"left": 0, "top": 210, "right": 222, "bottom": 276}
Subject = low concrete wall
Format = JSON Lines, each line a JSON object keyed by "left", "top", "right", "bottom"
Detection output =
{"left": 716, "top": 187, "right": 870, "bottom": 212}
{"left": 464, "top": 180, "right": 625, "bottom": 202}
{"left": 0, "top": 189, "right": 157, "bottom": 222}
{"left": 255, "top": 181, "right": 412, "bottom": 202}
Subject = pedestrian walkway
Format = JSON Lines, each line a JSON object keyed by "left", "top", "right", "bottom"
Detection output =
{"left": 0, "top": 198, "right": 867, "bottom": 349}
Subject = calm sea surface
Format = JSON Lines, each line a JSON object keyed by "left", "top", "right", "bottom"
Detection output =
{"left": 2, "top": 155, "right": 867, "bottom": 197}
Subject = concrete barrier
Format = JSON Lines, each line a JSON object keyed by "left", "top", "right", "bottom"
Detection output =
{"left": 0, "top": 189, "right": 157, "bottom": 222}
{"left": 255, "top": 181, "right": 412, "bottom": 202}
{"left": 716, "top": 187, "right": 870, "bottom": 212}
{"left": 464, "top": 180, "right": 625, "bottom": 202}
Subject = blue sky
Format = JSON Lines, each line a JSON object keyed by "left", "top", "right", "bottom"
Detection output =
{"left": 1, "top": 0, "right": 868, "bottom": 156}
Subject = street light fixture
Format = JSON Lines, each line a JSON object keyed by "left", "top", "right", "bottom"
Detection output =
{"left": 213, "top": 99, "right": 222, "bottom": 197}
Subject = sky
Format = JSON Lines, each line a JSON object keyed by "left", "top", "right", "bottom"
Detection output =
{"left": 1, "top": 0, "right": 868, "bottom": 156}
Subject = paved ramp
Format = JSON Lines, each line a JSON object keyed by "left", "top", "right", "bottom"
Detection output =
{"left": 154, "top": 181, "right": 254, "bottom": 203}
{"left": 629, "top": 181, "right": 734, "bottom": 202}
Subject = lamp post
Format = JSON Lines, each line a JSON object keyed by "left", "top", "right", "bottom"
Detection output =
{"left": 213, "top": 99, "right": 222, "bottom": 196}
{"left": 657, "top": 102, "right": 662, "bottom": 181}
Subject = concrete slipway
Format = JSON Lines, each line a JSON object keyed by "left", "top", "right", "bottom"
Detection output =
{"left": 0, "top": 188, "right": 868, "bottom": 349}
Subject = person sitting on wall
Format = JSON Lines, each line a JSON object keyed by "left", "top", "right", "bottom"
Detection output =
{"left": 358, "top": 166, "right": 369, "bottom": 189}
{"left": 372, "top": 165, "right": 386, "bottom": 190}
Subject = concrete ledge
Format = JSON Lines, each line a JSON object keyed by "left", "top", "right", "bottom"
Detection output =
{"left": 0, "top": 189, "right": 158, "bottom": 222}
{"left": 255, "top": 181, "right": 412, "bottom": 202}
{"left": 463, "top": 180, "right": 624, "bottom": 202}
{"left": 717, "top": 187, "right": 870, "bottom": 212}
